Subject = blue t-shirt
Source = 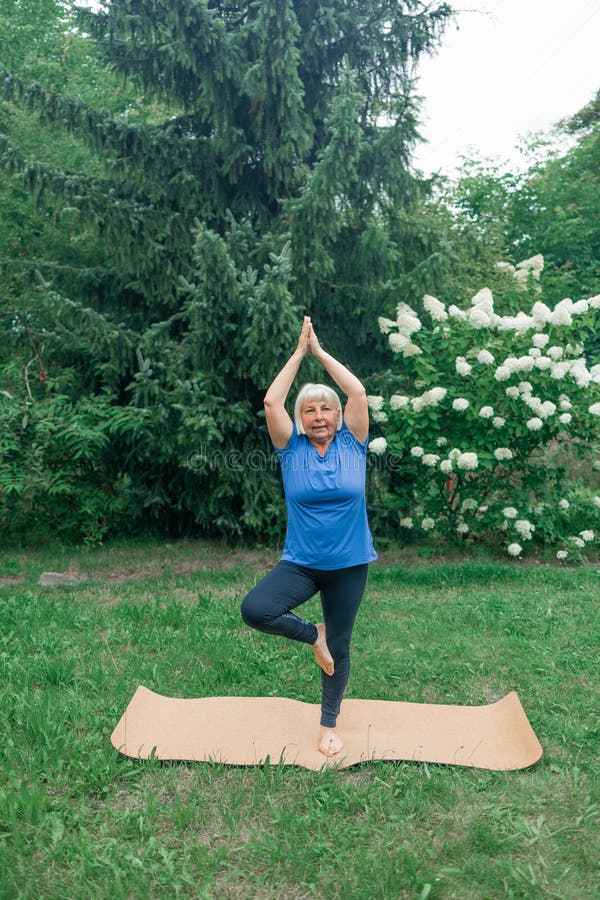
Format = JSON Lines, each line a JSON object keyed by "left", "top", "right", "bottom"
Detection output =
{"left": 275, "top": 422, "right": 377, "bottom": 570}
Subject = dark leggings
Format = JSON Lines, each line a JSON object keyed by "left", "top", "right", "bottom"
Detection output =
{"left": 240, "top": 561, "right": 368, "bottom": 727}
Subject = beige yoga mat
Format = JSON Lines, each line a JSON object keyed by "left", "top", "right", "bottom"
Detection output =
{"left": 111, "top": 686, "right": 543, "bottom": 771}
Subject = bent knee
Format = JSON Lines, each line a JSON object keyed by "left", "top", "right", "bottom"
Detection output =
{"left": 240, "top": 594, "right": 269, "bottom": 630}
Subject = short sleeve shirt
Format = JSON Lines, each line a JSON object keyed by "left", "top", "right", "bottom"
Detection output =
{"left": 275, "top": 422, "right": 377, "bottom": 570}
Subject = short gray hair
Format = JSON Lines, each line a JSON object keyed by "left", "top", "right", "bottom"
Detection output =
{"left": 294, "top": 383, "right": 342, "bottom": 434}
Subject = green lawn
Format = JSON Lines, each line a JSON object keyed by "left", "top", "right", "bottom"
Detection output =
{"left": 1, "top": 541, "right": 598, "bottom": 898}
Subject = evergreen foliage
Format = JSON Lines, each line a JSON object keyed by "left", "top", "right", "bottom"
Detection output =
{"left": 1, "top": 0, "right": 453, "bottom": 542}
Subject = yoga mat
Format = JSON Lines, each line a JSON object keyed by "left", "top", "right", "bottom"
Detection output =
{"left": 111, "top": 686, "right": 543, "bottom": 771}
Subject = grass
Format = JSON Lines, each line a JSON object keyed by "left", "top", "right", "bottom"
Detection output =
{"left": 1, "top": 540, "right": 599, "bottom": 898}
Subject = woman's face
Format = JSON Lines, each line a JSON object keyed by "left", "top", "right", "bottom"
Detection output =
{"left": 301, "top": 398, "right": 340, "bottom": 446}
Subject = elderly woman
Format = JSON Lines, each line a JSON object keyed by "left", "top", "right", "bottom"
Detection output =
{"left": 241, "top": 316, "right": 377, "bottom": 756}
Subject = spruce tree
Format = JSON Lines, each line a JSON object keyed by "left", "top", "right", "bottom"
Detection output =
{"left": 0, "top": 0, "right": 453, "bottom": 540}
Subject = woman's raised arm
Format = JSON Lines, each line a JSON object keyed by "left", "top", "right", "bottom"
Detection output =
{"left": 308, "top": 324, "right": 369, "bottom": 443}
{"left": 263, "top": 316, "right": 311, "bottom": 449}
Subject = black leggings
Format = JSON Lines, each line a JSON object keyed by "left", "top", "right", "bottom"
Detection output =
{"left": 240, "top": 561, "right": 368, "bottom": 727}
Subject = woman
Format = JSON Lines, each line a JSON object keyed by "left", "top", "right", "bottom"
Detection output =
{"left": 241, "top": 316, "right": 377, "bottom": 756}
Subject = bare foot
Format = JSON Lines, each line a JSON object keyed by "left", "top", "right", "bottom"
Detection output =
{"left": 312, "top": 623, "right": 334, "bottom": 676}
{"left": 318, "top": 726, "right": 343, "bottom": 757}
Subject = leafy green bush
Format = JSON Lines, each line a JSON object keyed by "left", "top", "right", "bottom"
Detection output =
{"left": 367, "top": 256, "right": 600, "bottom": 560}
{"left": 0, "top": 392, "right": 137, "bottom": 544}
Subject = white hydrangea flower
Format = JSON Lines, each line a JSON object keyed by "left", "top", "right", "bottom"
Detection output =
{"left": 423, "top": 295, "right": 448, "bottom": 321}
{"left": 540, "top": 401, "right": 556, "bottom": 419}
{"left": 470, "top": 287, "right": 493, "bottom": 307}
{"left": 440, "top": 459, "right": 453, "bottom": 474}
{"left": 389, "top": 332, "right": 409, "bottom": 353}
{"left": 479, "top": 406, "right": 494, "bottom": 419}
{"left": 426, "top": 387, "right": 448, "bottom": 405}
{"left": 469, "top": 306, "right": 493, "bottom": 328}
{"left": 492, "top": 416, "right": 506, "bottom": 428}
{"left": 507, "top": 543, "right": 522, "bottom": 557}
{"left": 516, "top": 312, "right": 536, "bottom": 332}
{"left": 422, "top": 454, "right": 440, "bottom": 467}
{"left": 448, "top": 304, "right": 466, "bottom": 319}
{"left": 457, "top": 522, "right": 470, "bottom": 534}
{"left": 550, "top": 361, "right": 570, "bottom": 380}
{"left": 396, "top": 302, "right": 422, "bottom": 334}
{"left": 400, "top": 517, "right": 413, "bottom": 528}
{"left": 524, "top": 395, "right": 542, "bottom": 413}
{"left": 455, "top": 357, "right": 472, "bottom": 376}
{"left": 532, "top": 333, "right": 549, "bottom": 348}
{"left": 367, "top": 395, "right": 384, "bottom": 411}
{"left": 403, "top": 343, "right": 422, "bottom": 358}
{"left": 517, "top": 253, "right": 544, "bottom": 275}
{"left": 559, "top": 413, "right": 572, "bottom": 425}
{"left": 572, "top": 360, "right": 591, "bottom": 388}
{"left": 572, "top": 299, "right": 589, "bottom": 314}
{"left": 505, "top": 386, "right": 520, "bottom": 399}
{"left": 580, "top": 530, "right": 595, "bottom": 542}
{"left": 519, "top": 382, "right": 533, "bottom": 395}
{"left": 589, "top": 403, "right": 600, "bottom": 416}
{"left": 371, "top": 410, "right": 388, "bottom": 423}
{"left": 502, "top": 356, "right": 519, "bottom": 373}
{"left": 556, "top": 550, "right": 568, "bottom": 560}
{"left": 534, "top": 356, "right": 552, "bottom": 370}
{"left": 494, "top": 448, "right": 513, "bottom": 461}
{"left": 551, "top": 298, "right": 573, "bottom": 327}
{"left": 515, "top": 519, "right": 535, "bottom": 540}
{"left": 495, "top": 365, "right": 511, "bottom": 382}
{"left": 436, "top": 436, "right": 448, "bottom": 447}
{"left": 547, "top": 346, "right": 563, "bottom": 361}
{"left": 390, "top": 394, "right": 409, "bottom": 410}
{"left": 588, "top": 294, "right": 600, "bottom": 308}
{"left": 461, "top": 498, "right": 478, "bottom": 511}
{"left": 518, "top": 356, "right": 535, "bottom": 373}
{"left": 559, "top": 395, "right": 572, "bottom": 410}
{"left": 411, "top": 446, "right": 424, "bottom": 457}
{"left": 594, "top": 497, "right": 600, "bottom": 508}
{"left": 477, "top": 349, "right": 495, "bottom": 365}
{"left": 503, "top": 507, "right": 518, "bottom": 519}
{"left": 526, "top": 417, "right": 543, "bottom": 431}
{"left": 559, "top": 499, "right": 570, "bottom": 510}
{"left": 411, "top": 396, "right": 427, "bottom": 412}
{"left": 421, "top": 517, "right": 436, "bottom": 531}
{"left": 569, "top": 536, "right": 585, "bottom": 549}
{"left": 378, "top": 316, "right": 395, "bottom": 334}
{"left": 532, "top": 302, "right": 552, "bottom": 327}
{"left": 528, "top": 347, "right": 541, "bottom": 359}
{"left": 368, "top": 437, "right": 387, "bottom": 454}
{"left": 452, "top": 398, "right": 469, "bottom": 411}
{"left": 457, "top": 452, "right": 478, "bottom": 470}
{"left": 448, "top": 448, "right": 462, "bottom": 461}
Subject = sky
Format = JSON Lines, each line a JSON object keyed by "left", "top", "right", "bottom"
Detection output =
{"left": 412, "top": 0, "right": 600, "bottom": 177}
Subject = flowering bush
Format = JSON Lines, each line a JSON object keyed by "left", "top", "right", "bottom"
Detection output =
{"left": 368, "top": 256, "right": 600, "bottom": 560}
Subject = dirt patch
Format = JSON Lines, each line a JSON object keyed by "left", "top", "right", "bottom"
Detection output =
{"left": 0, "top": 576, "right": 25, "bottom": 586}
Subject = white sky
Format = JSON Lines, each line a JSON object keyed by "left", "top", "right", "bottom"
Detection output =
{"left": 412, "top": 0, "right": 600, "bottom": 177}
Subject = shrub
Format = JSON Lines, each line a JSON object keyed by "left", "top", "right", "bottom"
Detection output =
{"left": 0, "top": 392, "right": 138, "bottom": 544}
{"left": 368, "top": 256, "right": 600, "bottom": 561}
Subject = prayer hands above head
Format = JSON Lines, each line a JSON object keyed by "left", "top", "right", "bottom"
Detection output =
{"left": 296, "top": 315, "right": 311, "bottom": 357}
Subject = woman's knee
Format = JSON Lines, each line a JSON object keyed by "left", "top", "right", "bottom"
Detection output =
{"left": 240, "top": 591, "right": 271, "bottom": 630}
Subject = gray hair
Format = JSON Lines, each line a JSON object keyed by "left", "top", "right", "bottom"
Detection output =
{"left": 294, "top": 383, "right": 343, "bottom": 434}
